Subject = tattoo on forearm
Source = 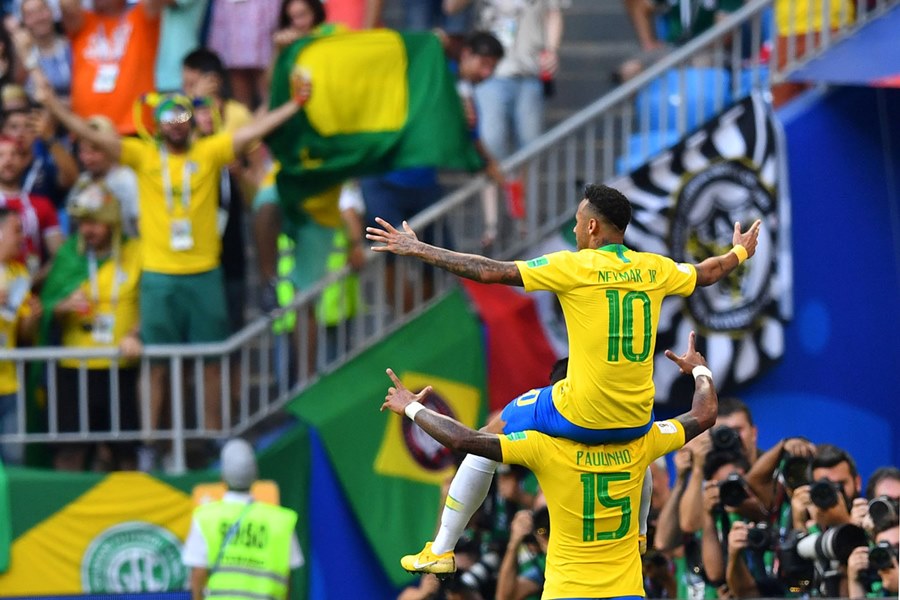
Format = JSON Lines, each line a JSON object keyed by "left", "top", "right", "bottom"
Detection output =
{"left": 418, "top": 246, "right": 522, "bottom": 285}
{"left": 416, "top": 411, "right": 503, "bottom": 462}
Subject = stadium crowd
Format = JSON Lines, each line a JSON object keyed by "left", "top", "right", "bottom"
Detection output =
{"left": 0, "top": 0, "right": 569, "bottom": 472}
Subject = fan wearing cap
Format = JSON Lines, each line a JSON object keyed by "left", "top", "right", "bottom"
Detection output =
{"left": 33, "top": 68, "right": 311, "bottom": 439}
{"left": 40, "top": 181, "right": 142, "bottom": 471}
{"left": 182, "top": 438, "right": 303, "bottom": 600}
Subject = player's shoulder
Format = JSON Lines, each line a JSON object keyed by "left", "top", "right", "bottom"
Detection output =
{"left": 645, "top": 419, "right": 685, "bottom": 449}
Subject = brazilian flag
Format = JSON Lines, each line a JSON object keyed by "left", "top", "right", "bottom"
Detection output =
{"left": 287, "top": 290, "right": 487, "bottom": 586}
{"left": 267, "top": 30, "right": 483, "bottom": 223}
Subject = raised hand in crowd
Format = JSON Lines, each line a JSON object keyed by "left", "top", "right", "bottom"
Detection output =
{"left": 703, "top": 480, "right": 722, "bottom": 515}
{"left": 507, "top": 509, "right": 533, "bottom": 548}
{"left": 846, "top": 545, "right": 871, "bottom": 598}
{"left": 850, "top": 496, "right": 872, "bottom": 530}
{"left": 791, "top": 484, "right": 813, "bottom": 530}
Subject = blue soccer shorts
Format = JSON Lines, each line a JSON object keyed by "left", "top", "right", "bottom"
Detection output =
{"left": 500, "top": 385, "right": 653, "bottom": 444}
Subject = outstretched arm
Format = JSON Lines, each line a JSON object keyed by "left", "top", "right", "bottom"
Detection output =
{"left": 366, "top": 218, "right": 523, "bottom": 286}
{"left": 693, "top": 220, "right": 762, "bottom": 287}
{"left": 665, "top": 331, "right": 718, "bottom": 442}
{"left": 232, "top": 77, "right": 310, "bottom": 155}
{"left": 32, "top": 69, "right": 121, "bottom": 160}
{"left": 381, "top": 369, "right": 503, "bottom": 461}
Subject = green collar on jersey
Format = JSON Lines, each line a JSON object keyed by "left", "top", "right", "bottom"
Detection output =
{"left": 597, "top": 243, "right": 630, "bottom": 263}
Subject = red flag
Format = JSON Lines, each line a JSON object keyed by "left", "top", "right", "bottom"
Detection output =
{"left": 461, "top": 280, "right": 558, "bottom": 413}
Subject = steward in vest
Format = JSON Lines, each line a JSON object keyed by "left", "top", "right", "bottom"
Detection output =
{"left": 182, "top": 439, "right": 304, "bottom": 600}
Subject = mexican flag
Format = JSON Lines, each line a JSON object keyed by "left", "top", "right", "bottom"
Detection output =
{"left": 267, "top": 30, "right": 483, "bottom": 223}
{"left": 287, "top": 290, "right": 487, "bottom": 586}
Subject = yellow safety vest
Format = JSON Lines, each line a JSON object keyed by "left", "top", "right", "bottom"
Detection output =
{"left": 195, "top": 500, "right": 298, "bottom": 600}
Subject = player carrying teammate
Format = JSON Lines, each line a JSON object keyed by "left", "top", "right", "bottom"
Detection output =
{"left": 366, "top": 183, "right": 760, "bottom": 574}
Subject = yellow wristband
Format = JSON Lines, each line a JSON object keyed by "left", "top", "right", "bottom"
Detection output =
{"left": 731, "top": 244, "right": 748, "bottom": 264}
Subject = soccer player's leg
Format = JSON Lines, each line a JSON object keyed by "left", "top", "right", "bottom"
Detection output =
{"left": 400, "top": 388, "right": 542, "bottom": 576}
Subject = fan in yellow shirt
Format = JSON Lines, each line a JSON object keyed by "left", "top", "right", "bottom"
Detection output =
{"left": 381, "top": 331, "right": 718, "bottom": 599}
{"left": 367, "top": 183, "right": 760, "bottom": 573}
{"left": 41, "top": 183, "right": 143, "bottom": 471}
{"left": 35, "top": 68, "right": 312, "bottom": 443}
{"left": 0, "top": 208, "right": 42, "bottom": 465}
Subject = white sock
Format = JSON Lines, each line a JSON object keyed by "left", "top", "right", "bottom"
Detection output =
{"left": 431, "top": 454, "right": 498, "bottom": 554}
{"left": 639, "top": 466, "right": 652, "bottom": 536}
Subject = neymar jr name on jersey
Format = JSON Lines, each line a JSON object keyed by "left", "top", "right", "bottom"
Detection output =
{"left": 575, "top": 449, "right": 634, "bottom": 467}
{"left": 597, "top": 268, "right": 655, "bottom": 284}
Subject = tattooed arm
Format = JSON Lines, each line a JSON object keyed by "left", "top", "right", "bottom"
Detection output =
{"left": 664, "top": 332, "right": 718, "bottom": 443}
{"left": 413, "top": 411, "right": 502, "bottom": 462}
{"left": 381, "top": 369, "right": 503, "bottom": 462}
{"left": 366, "top": 217, "right": 523, "bottom": 286}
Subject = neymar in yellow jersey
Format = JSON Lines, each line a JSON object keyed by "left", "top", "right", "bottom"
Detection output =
{"left": 368, "top": 184, "right": 760, "bottom": 572}
{"left": 381, "top": 331, "right": 718, "bottom": 598}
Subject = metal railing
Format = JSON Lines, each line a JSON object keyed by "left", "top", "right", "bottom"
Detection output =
{"left": 1, "top": 0, "right": 895, "bottom": 472}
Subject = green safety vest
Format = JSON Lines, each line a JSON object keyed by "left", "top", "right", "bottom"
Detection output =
{"left": 272, "top": 230, "right": 361, "bottom": 334}
{"left": 272, "top": 234, "right": 297, "bottom": 334}
{"left": 195, "top": 500, "right": 298, "bottom": 600}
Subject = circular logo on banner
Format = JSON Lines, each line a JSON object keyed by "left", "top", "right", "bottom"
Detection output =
{"left": 82, "top": 521, "right": 187, "bottom": 593}
{"left": 402, "top": 391, "right": 456, "bottom": 471}
{"left": 670, "top": 160, "right": 774, "bottom": 332}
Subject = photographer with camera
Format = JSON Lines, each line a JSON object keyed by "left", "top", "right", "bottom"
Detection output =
{"left": 792, "top": 444, "right": 862, "bottom": 532}
{"left": 679, "top": 398, "right": 760, "bottom": 535}
{"left": 495, "top": 506, "right": 550, "bottom": 600}
{"left": 846, "top": 517, "right": 899, "bottom": 598}
{"left": 745, "top": 436, "right": 817, "bottom": 510}
{"left": 851, "top": 466, "right": 900, "bottom": 536}
{"left": 785, "top": 444, "right": 869, "bottom": 597}
{"left": 697, "top": 448, "right": 771, "bottom": 598}
{"left": 652, "top": 447, "right": 715, "bottom": 599}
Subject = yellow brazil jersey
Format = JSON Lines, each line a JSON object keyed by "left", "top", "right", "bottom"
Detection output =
{"left": 0, "top": 261, "right": 31, "bottom": 394}
{"left": 121, "top": 133, "right": 235, "bottom": 274}
{"left": 516, "top": 245, "right": 696, "bottom": 429}
{"left": 498, "top": 420, "right": 685, "bottom": 599}
{"left": 59, "top": 238, "right": 142, "bottom": 369}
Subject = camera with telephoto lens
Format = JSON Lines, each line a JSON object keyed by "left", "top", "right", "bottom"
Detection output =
{"left": 745, "top": 522, "right": 775, "bottom": 551}
{"left": 710, "top": 425, "right": 743, "bottom": 453}
{"left": 869, "top": 541, "right": 899, "bottom": 571}
{"left": 809, "top": 478, "right": 844, "bottom": 510}
{"left": 868, "top": 496, "right": 900, "bottom": 530}
{"left": 797, "top": 523, "right": 869, "bottom": 564}
{"left": 777, "top": 529, "right": 815, "bottom": 589}
{"left": 719, "top": 472, "right": 751, "bottom": 507}
{"left": 780, "top": 453, "right": 812, "bottom": 489}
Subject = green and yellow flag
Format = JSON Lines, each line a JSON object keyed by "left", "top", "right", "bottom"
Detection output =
{"left": 267, "top": 30, "right": 483, "bottom": 222}
{"left": 0, "top": 426, "right": 311, "bottom": 596}
{"left": 287, "top": 289, "right": 487, "bottom": 586}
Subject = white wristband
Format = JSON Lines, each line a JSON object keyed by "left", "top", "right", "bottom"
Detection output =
{"left": 692, "top": 365, "right": 713, "bottom": 381}
{"left": 405, "top": 401, "right": 426, "bottom": 420}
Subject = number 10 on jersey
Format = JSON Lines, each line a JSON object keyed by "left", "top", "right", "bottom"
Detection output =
{"left": 605, "top": 290, "right": 651, "bottom": 362}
